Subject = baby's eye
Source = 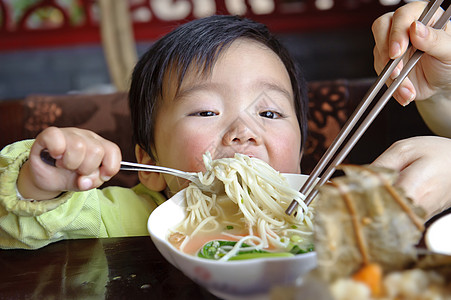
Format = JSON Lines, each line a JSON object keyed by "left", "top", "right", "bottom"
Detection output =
{"left": 188, "top": 110, "right": 218, "bottom": 117}
{"left": 259, "top": 110, "right": 283, "bottom": 119}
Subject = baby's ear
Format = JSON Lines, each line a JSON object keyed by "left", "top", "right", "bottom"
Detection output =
{"left": 135, "top": 145, "right": 167, "bottom": 192}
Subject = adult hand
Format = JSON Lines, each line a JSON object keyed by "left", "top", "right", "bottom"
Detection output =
{"left": 372, "top": 136, "right": 451, "bottom": 219}
{"left": 372, "top": 1, "right": 451, "bottom": 106}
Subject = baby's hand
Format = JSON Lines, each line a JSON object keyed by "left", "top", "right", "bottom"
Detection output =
{"left": 17, "top": 127, "right": 122, "bottom": 200}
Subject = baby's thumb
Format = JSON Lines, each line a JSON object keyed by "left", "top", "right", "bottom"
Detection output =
{"left": 78, "top": 176, "right": 94, "bottom": 191}
{"left": 77, "top": 172, "right": 103, "bottom": 191}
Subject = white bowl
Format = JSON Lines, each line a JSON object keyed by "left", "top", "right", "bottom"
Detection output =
{"left": 426, "top": 213, "right": 451, "bottom": 255}
{"left": 148, "top": 173, "right": 317, "bottom": 299}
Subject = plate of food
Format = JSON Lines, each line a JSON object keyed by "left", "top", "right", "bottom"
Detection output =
{"left": 272, "top": 164, "right": 451, "bottom": 299}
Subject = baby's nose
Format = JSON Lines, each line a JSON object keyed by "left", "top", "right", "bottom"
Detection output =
{"left": 222, "top": 118, "right": 262, "bottom": 146}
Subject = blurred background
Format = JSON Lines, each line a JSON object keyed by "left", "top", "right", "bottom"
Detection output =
{"left": 0, "top": 0, "right": 411, "bottom": 100}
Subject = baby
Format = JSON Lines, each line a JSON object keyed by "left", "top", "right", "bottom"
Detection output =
{"left": 0, "top": 15, "right": 308, "bottom": 249}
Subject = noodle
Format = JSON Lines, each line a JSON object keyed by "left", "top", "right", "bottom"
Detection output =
{"left": 172, "top": 152, "right": 314, "bottom": 260}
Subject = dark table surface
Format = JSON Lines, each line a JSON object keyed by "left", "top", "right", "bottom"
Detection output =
{"left": 0, "top": 236, "right": 220, "bottom": 299}
{"left": 0, "top": 213, "right": 447, "bottom": 300}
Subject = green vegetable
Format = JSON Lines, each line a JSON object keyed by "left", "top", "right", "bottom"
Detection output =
{"left": 226, "top": 225, "right": 234, "bottom": 230}
{"left": 290, "top": 235, "right": 302, "bottom": 243}
{"left": 289, "top": 244, "right": 314, "bottom": 255}
{"left": 198, "top": 240, "right": 264, "bottom": 260}
{"left": 197, "top": 240, "right": 313, "bottom": 261}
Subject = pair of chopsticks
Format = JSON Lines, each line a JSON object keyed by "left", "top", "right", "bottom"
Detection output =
{"left": 286, "top": 0, "right": 451, "bottom": 215}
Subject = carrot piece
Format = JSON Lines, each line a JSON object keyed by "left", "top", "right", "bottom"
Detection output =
{"left": 352, "top": 263, "right": 383, "bottom": 296}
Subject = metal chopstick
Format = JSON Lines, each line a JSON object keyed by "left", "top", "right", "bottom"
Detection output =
{"left": 286, "top": 0, "right": 450, "bottom": 215}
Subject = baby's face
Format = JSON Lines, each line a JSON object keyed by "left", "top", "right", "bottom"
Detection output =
{"left": 153, "top": 39, "right": 302, "bottom": 193}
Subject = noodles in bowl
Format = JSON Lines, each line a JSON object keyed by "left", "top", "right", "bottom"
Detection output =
{"left": 171, "top": 153, "right": 314, "bottom": 261}
{"left": 148, "top": 153, "right": 317, "bottom": 298}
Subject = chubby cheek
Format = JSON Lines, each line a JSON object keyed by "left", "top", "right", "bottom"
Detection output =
{"left": 267, "top": 134, "right": 301, "bottom": 174}
{"left": 169, "top": 127, "right": 219, "bottom": 172}
{"left": 180, "top": 143, "right": 211, "bottom": 172}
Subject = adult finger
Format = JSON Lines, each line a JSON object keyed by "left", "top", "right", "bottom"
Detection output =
{"left": 388, "top": 1, "right": 428, "bottom": 59}
{"left": 410, "top": 20, "right": 451, "bottom": 63}
{"left": 372, "top": 13, "right": 416, "bottom": 106}
{"left": 372, "top": 12, "right": 393, "bottom": 73}
{"left": 371, "top": 137, "right": 422, "bottom": 172}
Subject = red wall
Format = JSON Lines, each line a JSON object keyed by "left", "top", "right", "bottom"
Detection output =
{"left": 0, "top": 0, "right": 404, "bottom": 52}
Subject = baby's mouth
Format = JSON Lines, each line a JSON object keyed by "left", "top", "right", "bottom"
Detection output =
{"left": 214, "top": 152, "right": 255, "bottom": 160}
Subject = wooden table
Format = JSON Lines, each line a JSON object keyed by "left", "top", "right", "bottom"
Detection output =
{"left": 0, "top": 236, "right": 220, "bottom": 299}
{"left": 1, "top": 217, "right": 445, "bottom": 299}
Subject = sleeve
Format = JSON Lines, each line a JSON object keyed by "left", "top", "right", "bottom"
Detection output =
{"left": 0, "top": 140, "right": 73, "bottom": 216}
{"left": 0, "top": 140, "right": 106, "bottom": 249}
{"left": 0, "top": 140, "right": 164, "bottom": 250}
{"left": 416, "top": 94, "right": 451, "bottom": 138}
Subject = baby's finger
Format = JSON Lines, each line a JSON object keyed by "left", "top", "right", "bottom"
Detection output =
{"left": 61, "top": 133, "right": 87, "bottom": 170}
{"left": 31, "top": 127, "right": 66, "bottom": 161}
{"left": 75, "top": 139, "right": 105, "bottom": 176}
{"left": 98, "top": 141, "right": 121, "bottom": 182}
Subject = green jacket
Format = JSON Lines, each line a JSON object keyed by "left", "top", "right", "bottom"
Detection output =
{"left": 0, "top": 140, "right": 166, "bottom": 249}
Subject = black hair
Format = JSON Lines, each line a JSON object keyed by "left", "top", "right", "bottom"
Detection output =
{"left": 129, "top": 15, "right": 308, "bottom": 161}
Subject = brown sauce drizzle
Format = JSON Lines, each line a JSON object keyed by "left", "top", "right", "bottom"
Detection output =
{"left": 329, "top": 180, "right": 370, "bottom": 266}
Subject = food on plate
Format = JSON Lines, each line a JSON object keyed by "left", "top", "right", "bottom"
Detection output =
{"left": 330, "top": 267, "right": 450, "bottom": 300}
{"left": 314, "top": 164, "right": 426, "bottom": 281}
{"left": 313, "top": 164, "right": 451, "bottom": 299}
{"left": 167, "top": 152, "right": 314, "bottom": 261}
